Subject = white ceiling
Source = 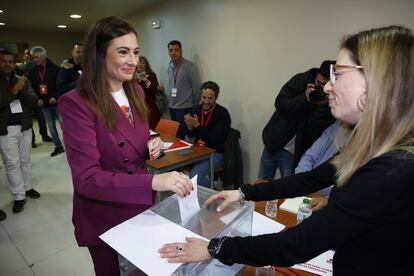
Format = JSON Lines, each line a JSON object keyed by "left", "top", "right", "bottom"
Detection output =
{"left": 0, "top": 0, "right": 161, "bottom": 32}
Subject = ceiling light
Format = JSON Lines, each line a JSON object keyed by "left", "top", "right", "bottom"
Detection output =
{"left": 57, "top": 25, "right": 67, "bottom": 28}
{"left": 70, "top": 14, "right": 81, "bottom": 19}
{"left": 0, "top": 23, "right": 5, "bottom": 26}
{"left": 0, "top": 10, "right": 3, "bottom": 13}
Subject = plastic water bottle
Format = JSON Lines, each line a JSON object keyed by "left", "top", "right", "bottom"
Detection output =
{"left": 255, "top": 265, "right": 275, "bottom": 276}
{"left": 297, "top": 198, "right": 312, "bottom": 223}
{"left": 265, "top": 199, "right": 278, "bottom": 218}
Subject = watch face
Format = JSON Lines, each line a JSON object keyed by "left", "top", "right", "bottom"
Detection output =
{"left": 208, "top": 238, "right": 219, "bottom": 257}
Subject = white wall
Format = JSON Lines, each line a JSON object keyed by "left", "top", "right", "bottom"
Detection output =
{"left": 127, "top": 0, "right": 414, "bottom": 182}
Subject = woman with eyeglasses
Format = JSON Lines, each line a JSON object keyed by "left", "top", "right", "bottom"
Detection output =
{"left": 160, "top": 26, "right": 414, "bottom": 275}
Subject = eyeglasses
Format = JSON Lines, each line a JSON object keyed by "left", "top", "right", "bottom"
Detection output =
{"left": 330, "top": 64, "right": 363, "bottom": 84}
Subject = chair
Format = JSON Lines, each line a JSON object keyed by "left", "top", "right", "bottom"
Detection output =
{"left": 218, "top": 128, "right": 243, "bottom": 189}
{"left": 155, "top": 119, "right": 180, "bottom": 137}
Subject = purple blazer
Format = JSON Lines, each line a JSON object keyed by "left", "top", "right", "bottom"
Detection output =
{"left": 58, "top": 89, "right": 154, "bottom": 246}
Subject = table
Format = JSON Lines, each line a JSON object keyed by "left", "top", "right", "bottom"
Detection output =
{"left": 244, "top": 199, "right": 318, "bottom": 276}
{"left": 146, "top": 135, "right": 216, "bottom": 188}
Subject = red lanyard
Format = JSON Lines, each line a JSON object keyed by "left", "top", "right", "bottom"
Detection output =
{"left": 173, "top": 60, "right": 182, "bottom": 86}
{"left": 200, "top": 105, "right": 216, "bottom": 127}
{"left": 38, "top": 64, "right": 46, "bottom": 82}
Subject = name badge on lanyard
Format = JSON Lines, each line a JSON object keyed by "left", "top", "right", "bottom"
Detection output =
{"left": 39, "top": 84, "right": 48, "bottom": 95}
{"left": 38, "top": 65, "right": 48, "bottom": 95}
{"left": 171, "top": 88, "right": 177, "bottom": 97}
{"left": 10, "top": 100, "right": 23, "bottom": 114}
{"left": 171, "top": 60, "right": 182, "bottom": 98}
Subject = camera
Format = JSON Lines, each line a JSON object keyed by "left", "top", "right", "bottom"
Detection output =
{"left": 309, "top": 84, "right": 327, "bottom": 103}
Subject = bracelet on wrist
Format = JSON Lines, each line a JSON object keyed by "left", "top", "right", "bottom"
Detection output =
{"left": 208, "top": 236, "right": 228, "bottom": 258}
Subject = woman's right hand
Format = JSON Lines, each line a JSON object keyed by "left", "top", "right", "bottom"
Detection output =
{"left": 152, "top": 171, "right": 193, "bottom": 198}
{"left": 205, "top": 190, "right": 241, "bottom": 212}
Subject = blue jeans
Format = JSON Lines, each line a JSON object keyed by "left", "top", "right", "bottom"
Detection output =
{"left": 190, "top": 152, "right": 224, "bottom": 188}
{"left": 169, "top": 107, "right": 193, "bottom": 138}
{"left": 32, "top": 107, "right": 49, "bottom": 142}
{"left": 258, "top": 148, "right": 294, "bottom": 181}
{"left": 41, "top": 106, "right": 62, "bottom": 148}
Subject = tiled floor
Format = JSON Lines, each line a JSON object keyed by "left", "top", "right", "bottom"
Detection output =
{"left": 0, "top": 131, "right": 94, "bottom": 276}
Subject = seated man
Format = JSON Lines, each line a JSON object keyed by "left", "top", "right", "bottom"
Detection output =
{"left": 295, "top": 121, "right": 351, "bottom": 211}
{"left": 184, "top": 81, "right": 231, "bottom": 187}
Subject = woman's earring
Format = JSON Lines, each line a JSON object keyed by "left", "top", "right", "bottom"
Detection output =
{"left": 357, "top": 91, "right": 367, "bottom": 112}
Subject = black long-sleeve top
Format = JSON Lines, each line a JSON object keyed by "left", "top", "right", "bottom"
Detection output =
{"left": 217, "top": 151, "right": 414, "bottom": 276}
{"left": 188, "top": 104, "right": 231, "bottom": 153}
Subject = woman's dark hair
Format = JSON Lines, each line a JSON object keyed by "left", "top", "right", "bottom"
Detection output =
{"left": 79, "top": 16, "right": 148, "bottom": 131}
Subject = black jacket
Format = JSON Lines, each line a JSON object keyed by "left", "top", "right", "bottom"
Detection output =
{"left": 0, "top": 73, "right": 38, "bottom": 135}
{"left": 56, "top": 58, "right": 82, "bottom": 98}
{"left": 27, "top": 58, "right": 60, "bottom": 106}
{"left": 218, "top": 151, "right": 414, "bottom": 276}
{"left": 262, "top": 68, "right": 334, "bottom": 165}
{"left": 188, "top": 104, "right": 231, "bottom": 153}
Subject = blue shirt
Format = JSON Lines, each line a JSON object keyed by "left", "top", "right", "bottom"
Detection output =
{"left": 295, "top": 121, "right": 340, "bottom": 196}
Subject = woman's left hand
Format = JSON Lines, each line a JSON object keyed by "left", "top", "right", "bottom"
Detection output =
{"left": 148, "top": 137, "right": 163, "bottom": 160}
{"left": 159, "top": 237, "right": 212, "bottom": 263}
{"left": 310, "top": 197, "right": 328, "bottom": 212}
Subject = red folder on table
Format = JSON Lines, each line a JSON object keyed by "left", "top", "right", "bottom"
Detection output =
{"left": 163, "top": 140, "right": 192, "bottom": 152}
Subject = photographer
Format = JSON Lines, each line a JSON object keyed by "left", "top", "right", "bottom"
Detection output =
{"left": 257, "top": 60, "right": 335, "bottom": 182}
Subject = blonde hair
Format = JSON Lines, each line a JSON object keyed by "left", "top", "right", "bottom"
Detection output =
{"left": 333, "top": 26, "right": 414, "bottom": 186}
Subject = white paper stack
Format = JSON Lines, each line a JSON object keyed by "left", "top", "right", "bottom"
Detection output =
{"left": 279, "top": 196, "right": 312, "bottom": 214}
{"left": 293, "top": 250, "right": 334, "bottom": 276}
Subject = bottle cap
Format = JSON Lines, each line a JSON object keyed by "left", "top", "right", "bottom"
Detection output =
{"left": 303, "top": 198, "right": 311, "bottom": 204}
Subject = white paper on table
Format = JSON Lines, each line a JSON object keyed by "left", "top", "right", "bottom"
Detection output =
{"left": 279, "top": 196, "right": 312, "bottom": 214}
{"left": 178, "top": 175, "right": 200, "bottom": 223}
{"left": 149, "top": 129, "right": 158, "bottom": 136}
{"left": 162, "top": 142, "right": 173, "bottom": 149}
{"left": 252, "top": 211, "right": 285, "bottom": 235}
{"left": 292, "top": 250, "right": 334, "bottom": 276}
{"left": 100, "top": 209, "right": 208, "bottom": 276}
{"left": 10, "top": 100, "right": 23, "bottom": 113}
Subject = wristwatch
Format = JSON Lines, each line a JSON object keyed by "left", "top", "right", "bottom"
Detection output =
{"left": 208, "top": 236, "right": 228, "bottom": 258}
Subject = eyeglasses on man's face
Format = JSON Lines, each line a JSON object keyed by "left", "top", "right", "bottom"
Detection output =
{"left": 330, "top": 64, "right": 363, "bottom": 84}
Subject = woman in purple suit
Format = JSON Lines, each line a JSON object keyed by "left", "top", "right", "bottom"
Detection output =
{"left": 58, "top": 17, "right": 193, "bottom": 276}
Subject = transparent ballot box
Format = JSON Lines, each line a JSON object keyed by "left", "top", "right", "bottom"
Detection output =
{"left": 118, "top": 186, "right": 255, "bottom": 276}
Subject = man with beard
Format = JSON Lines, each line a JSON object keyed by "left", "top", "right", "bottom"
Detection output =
{"left": 184, "top": 81, "right": 231, "bottom": 187}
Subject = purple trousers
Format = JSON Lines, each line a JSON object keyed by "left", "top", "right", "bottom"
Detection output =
{"left": 88, "top": 245, "right": 120, "bottom": 276}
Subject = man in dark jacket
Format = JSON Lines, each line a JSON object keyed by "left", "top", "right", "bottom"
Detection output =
{"left": 258, "top": 60, "right": 335, "bottom": 182}
{"left": 56, "top": 43, "right": 83, "bottom": 98}
{"left": 0, "top": 49, "right": 41, "bottom": 213}
{"left": 184, "top": 81, "right": 231, "bottom": 187}
{"left": 28, "top": 46, "right": 64, "bottom": 157}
